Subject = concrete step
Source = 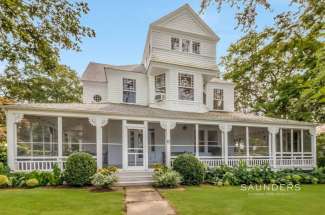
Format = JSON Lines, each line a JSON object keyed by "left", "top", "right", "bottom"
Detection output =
{"left": 114, "top": 170, "right": 154, "bottom": 186}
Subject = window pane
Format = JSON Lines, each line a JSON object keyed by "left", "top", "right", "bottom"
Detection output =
{"left": 178, "top": 88, "right": 194, "bottom": 100}
{"left": 282, "top": 129, "right": 291, "bottom": 152}
{"left": 178, "top": 73, "right": 193, "bottom": 88}
{"left": 123, "top": 91, "right": 136, "bottom": 103}
{"left": 293, "top": 129, "right": 302, "bottom": 152}
{"left": 123, "top": 78, "right": 136, "bottom": 91}
{"left": 171, "top": 37, "right": 179, "bottom": 50}
{"left": 182, "top": 39, "right": 190, "bottom": 52}
{"left": 228, "top": 126, "right": 246, "bottom": 156}
{"left": 249, "top": 127, "right": 269, "bottom": 156}
{"left": 192, "top": 41, "right": 200, "bottom": 54}
{"left": 213, "top": 89, "right": 224, "bottom": 110}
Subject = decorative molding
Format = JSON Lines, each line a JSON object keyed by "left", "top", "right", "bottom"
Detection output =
{"left": 13, "top": 113, "right": 24, "bottom": 123}
{"left": 160, "top": 121, "right": 176, "bottom": 130}
{"left": 268, "top": 127, "right": 280, "bottom": 135}
{"left": 88, "top": 116, "right": 109, "bottom": 127}
{"left": 219, "top": 124, "right": 232, "bottom": 133}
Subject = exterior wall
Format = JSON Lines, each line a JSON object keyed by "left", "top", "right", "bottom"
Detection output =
{"left": 82, "top": 81, "right": 108, "bottom": 103}
{"left": 149, "top": 68, "right": 208, "bottom": 112}
{"left": 206, "top": 82, "right": 235, "bottom": 112}
{"left": 106, "top": 69, "right": 148, "bottom": 105}
{"left": 150, "top": 30, "right": 217, "bottom": 70}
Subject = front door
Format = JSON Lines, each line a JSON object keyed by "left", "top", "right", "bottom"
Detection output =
{"left": 127, "top": 128, "right": 145, "bottom": 169}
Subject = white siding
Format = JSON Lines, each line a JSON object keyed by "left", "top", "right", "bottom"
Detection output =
{"left": 106, "top": 69, "right": 148, "bottom": 105}
{"left": 151, "top": 30, "right": 217, "bottom": 70}
{"left": 82, "top": 81, "right": 108, "bottom": 103}
{"left": 149, "top": 68, "right": 208, "bottom": 113}
{"left": 206, "top": 82, "right": 235, "bottom": 112}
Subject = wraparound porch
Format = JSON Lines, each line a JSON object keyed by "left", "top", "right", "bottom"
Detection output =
{"left": 5, "top": 111, "right": 317, "bottom": 172}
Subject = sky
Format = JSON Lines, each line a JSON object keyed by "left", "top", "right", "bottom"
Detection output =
{"left": 0, "top": 0, "right": 293, "bottom": 76}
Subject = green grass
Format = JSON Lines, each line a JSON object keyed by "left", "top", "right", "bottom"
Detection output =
{"left": 0, "top": 188, "right": 124, "bottom": 215}
{"left": 161, "top": 185, "right": 325, "bottom": 215}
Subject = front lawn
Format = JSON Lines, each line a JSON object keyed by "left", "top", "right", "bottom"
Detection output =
{"left": 0, "top": 188, "right": 124, "bottom": 215}
{"left": 160, "top": 185, "right": 325, "bottom": 215}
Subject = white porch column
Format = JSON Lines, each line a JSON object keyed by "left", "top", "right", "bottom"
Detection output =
{"left": 195, "top": 124, "right": 199, "bottom": 158}
{"left": 5, "top": 112, "right": 23, "bottom": 171}
{"left": 160, "top": 121, "right": 176, "bottom": 167}
{"left": 219, "top": 124, "right": 232, "bottom": 166}
{"left": 268, "top": 127, "right": 279, "bottom": 168}
{"left": 122, "top": 120, "right": 127, "bottom": 169}
{"left": 88, "top": 116, "right": 109, "bottom": 169}
{"left": 144, "top": 121, "right": 149, "bottom": 169}
{"left": 58, "top": 117, "right": 63, "bottom": 169}
{"left": 310, "top": 128, "right": 317, "bottom": 167}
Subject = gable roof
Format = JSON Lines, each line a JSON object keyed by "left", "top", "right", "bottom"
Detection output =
{"left": 150, "top": 4, "right": 219, "bottom": 41}
{"left": 81, "top": 62, "right": 145, "bottom": 82}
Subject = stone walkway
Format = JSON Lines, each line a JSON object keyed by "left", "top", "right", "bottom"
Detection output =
{"left": 125, "top": 186, "right": 176, "bottom": 215}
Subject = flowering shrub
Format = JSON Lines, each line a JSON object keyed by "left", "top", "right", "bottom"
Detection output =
{"left": 97, "top": 166, "right": 118, "bottom": 175}
{"left": 26, "top": 178, "right": 39, "bottom": 188}
{"left": 91, "top": 173, "right": 117, "bottom": 189}
{"left": 0, "top": 175, "right": 9, "bottom": 187}
{"left": 153, "top": 168, "right": 181, "bottom": 188}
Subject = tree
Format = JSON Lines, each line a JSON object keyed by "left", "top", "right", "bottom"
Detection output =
{"left": 0, "top": 0, "right": 95, "bottom": 70}
{"left": 221, "top": 0, "right": 325, "bottom": 122}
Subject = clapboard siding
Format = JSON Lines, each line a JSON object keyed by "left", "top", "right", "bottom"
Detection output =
{"left": 106, "top": 70, "right": 148, "bottom": 105}
{"left": 151, "top": 31, "right": 217, "bottom": 70}
{"left": 83, "top": 81, "right": 108, "bottom": 103}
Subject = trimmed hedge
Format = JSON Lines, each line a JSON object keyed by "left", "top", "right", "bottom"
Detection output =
{"left": 173, "top": 153, "right": 205, "bottom": 185}
{"left": 63, "top": 152, "right": 97, "bottom": 186}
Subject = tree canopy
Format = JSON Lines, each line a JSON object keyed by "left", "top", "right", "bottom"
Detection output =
{"left": 221, "top": 0, "right": 325, "bottom": 122}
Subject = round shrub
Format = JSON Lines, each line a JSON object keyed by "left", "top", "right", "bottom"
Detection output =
{"left": 172, "top": 153, "right": 205, "bottom": 185}
{"left": 0, "top": 175, "right": 9, "bottom": 187}
{"left": 64, "top": 152, "right": 97, "bottom": 186}
{"left": 153, "top": 169, "right": 181, "bottom": 188}
{"left": 26, "top": 178, "right": 39, "bottom": 188}
{"left": 91, "top": 173, "right": 117, "bottom": 189}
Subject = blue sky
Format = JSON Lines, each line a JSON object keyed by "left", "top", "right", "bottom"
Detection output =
{"left": 0, "top": 1, "right": 293, "bottom": 76}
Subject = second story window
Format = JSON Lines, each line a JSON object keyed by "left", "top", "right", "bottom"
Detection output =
{"left": 123, "top": 78, "right": 136, "bottom": 103}
{"left": 213, "top": 89, "right": 224, "bottom": 110}
{"left": 182, "top": 39, "right": 190, "bottom": 52}
{"left": 178, "top": 73, "right": 194, "bottom": 101}
{"left": 155, "top": 73, "right": 166, "bottom": 101}
{"left": 192, "top": 41, "right": 200, "bottom": 54}
{"left": 171, "top": 37, "right": 179, "bottom": 50}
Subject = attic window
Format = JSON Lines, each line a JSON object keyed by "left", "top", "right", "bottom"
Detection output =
{"left": 171, "top": 37, "right": 179, "bottom": 50}
{"left": 192, "top": 41, "right": 200, "bottom": 54}
{"left": 123, "top": 78, "right": 136, "bottom": 103}
{"left": 213, "top": 89, "right": 224, "bottom": 110}
{"left": 182, "top": 39, "right": 190, "bottom": 52}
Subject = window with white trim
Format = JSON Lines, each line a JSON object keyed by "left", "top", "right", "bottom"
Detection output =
{"left": 171, "top": 37, "right": 179, "bottom": 50}
{"left": 182, "top": 39, "right": 190, "bottom": 52}
{"left": 155, "top": 73, "right": 166, "bottom": 101}
{"left": 178, "top": 73, "right": 194, "bottom": 101}
{"left": 192, "top": 41, "right": 200, "bottom": 54}
{"left": 213, "top": 89, "right": 224, "bottom": 110}
{"left": 123, "top": 78, "right": 136, "bottom": 103}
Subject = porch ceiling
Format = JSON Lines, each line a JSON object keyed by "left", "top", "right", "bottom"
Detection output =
{"left": 1, "top": 102, "right": 315, "bottom": 127}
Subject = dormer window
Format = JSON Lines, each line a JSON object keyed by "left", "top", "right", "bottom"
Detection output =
{"left": 155, "top": 73, "right": 166, "bottom": 101}
{"left": 192, "top": 41, "right": 200, "bottom": 54}
{"left": 213, "top": 89, "right": 224, "bottom": 110}
{"left": 178, "top": 73, "right": 194, "bottom": 101}
{"left": 182, "top": 39, "right": 190, "bottom": 52}
{"left": 123, "top": 78, "right": 136, "bottom": 103}
{"left": 171, "top": 37, "right": 179, "bottom": 50}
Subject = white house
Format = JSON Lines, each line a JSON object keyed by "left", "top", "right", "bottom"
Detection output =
{"left": 2, "top": 4, "right": 317, "bottom": 177}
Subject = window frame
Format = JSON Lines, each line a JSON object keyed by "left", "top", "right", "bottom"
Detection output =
{"left": 171, "top": 37, "right": 180, "bottom": 50}
{"left": 123, "top": 78, "right": 136, "bottom": 103}
{"left": 213, "top": 89, "right": 224, "bottom": 110}
{"left": 182, "top": 39, "right": 190, "bottom": 52}
{"left": 155, "top": 73, "right": 166, "bottom": 97}
{"left": 178, "top": 73, "right": 194, "bottom": 101}
{"left": 192, "top": 41, "right": 200, "bottom": 54}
